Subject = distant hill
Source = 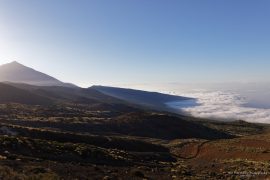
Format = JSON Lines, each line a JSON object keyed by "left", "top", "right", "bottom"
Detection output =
{"left": 5, "top": 82, "right": 126, "bottom": 105}
{"left": 91, "top": 85, "right": 191, "bottom": 111}
{"left": 0, "top": 83, "right": 52, "bottom": 105}
{"left": 0, "top": 61, "right": 75, "bottom": 87}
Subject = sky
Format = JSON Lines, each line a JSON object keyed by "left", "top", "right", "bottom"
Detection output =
{"left": 0, "top": 0, "right": 270, "bottom": 87}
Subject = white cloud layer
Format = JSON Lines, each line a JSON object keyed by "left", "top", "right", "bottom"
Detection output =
{"left": 167, "top": 91, "right": 270, "bottom": 124}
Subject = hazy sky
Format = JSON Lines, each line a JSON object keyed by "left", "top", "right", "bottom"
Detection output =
{"left": 0, "top": 0, "right": 269, "bottom": 87}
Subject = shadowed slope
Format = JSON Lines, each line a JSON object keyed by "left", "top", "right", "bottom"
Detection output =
{"left": 91, "top": 86, "right": 192, "bottom": 111}
{"left": 0, "top": 83, "right": 52, "bottom": 105}
{"left": 5, "top": 82, "right": 127, "bottom": 105}
{"left": 110, "top": 112, "right": 234, "bottom": 140}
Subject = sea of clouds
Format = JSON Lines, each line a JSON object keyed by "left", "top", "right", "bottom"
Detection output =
{"left": 124, "top": 82, "right": 270, "bottom": 124}
{"left": 167, "top": 90, "right": 270, "bottom": 123}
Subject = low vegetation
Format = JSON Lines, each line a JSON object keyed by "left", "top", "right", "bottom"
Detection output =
{"left": 0, "top": 102, "right": 269, "bottom": 179}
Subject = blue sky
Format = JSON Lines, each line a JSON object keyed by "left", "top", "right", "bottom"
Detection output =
{"left": 0, "top": 0, "right": 269, "bottom": 87}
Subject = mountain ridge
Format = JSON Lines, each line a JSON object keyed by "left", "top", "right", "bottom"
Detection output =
{"left": 91, "top": 85, "right": 192, "bottom": 112}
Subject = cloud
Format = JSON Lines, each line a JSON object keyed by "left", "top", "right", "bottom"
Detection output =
{"left": 167, "top": 91, "right": 270, "bottom": 123}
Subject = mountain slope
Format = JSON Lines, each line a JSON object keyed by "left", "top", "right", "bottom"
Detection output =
{"left": 5, "top": 82, "right": 126, "bottom": 105}
{"left": 110, "top": 112, "right": 234, "bottom": 140}
{"left": 0, "top": 83, "right": 52, "bottom": 105}
{"left": 91, "top": 85, "right": 191, "bottom": 111}
{"left": 0, "top": 61, "right": 75, "bottom": 87}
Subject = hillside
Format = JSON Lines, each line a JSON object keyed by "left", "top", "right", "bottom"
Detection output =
{"left": 91, "top": 85, "right": 192, "bottom": 111}
{"left": 3, "top": 82, "right": 128, "bottom": 106}
{"left": 0, "top": 83, "right": 52, "bottom": 105}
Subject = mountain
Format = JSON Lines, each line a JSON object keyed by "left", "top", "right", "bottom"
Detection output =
{"left": 0, "top": 61, "right": 193, "bottom": 113}
{"left": 0, "top": 61, "right": 76, "bottom": 87}
{"left": 0, "top": 61, "right": 191, "bottom": 111}
{"left": 91, "top": 85, "right": 191, "bottom": 111}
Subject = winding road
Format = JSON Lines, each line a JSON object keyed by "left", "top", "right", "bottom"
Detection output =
{"left": 174, "top": 140, "right": 210, "bottom": 159}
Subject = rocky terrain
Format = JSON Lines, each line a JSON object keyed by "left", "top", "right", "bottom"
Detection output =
{"left": 0, "top": 102, "right": 268, "bottom": 179}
